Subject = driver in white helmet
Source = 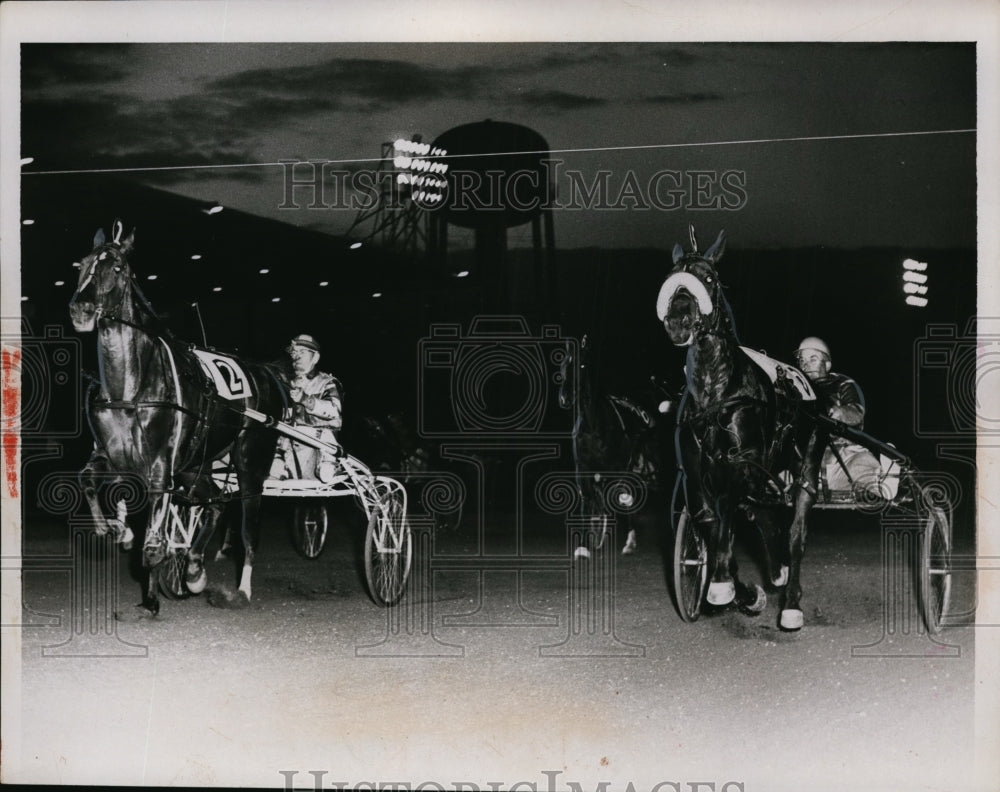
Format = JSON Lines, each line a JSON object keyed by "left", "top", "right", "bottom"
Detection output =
{"left": 795, "top": 337, "right": 898, "bottom": 499}
{"left": 269, "top": 334, "right": 343, "bottom": 483}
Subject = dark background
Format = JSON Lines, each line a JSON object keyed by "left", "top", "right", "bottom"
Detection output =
{"left": 18, "top": 174, "right": 978, "bottom": 537}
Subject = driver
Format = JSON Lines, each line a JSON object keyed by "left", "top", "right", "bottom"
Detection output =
{"left": 795, "top": 336, "right": 898, "bottom": 499}
{"left": 269, "top": 334, "right": 343, "bottom": 483}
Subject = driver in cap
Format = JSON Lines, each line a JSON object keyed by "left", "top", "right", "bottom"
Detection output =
{"left": 795, "top": 336, "right": 898, "bottom": 499}
{"left": 270, "top": 334, "right": 343, "bottom": 483}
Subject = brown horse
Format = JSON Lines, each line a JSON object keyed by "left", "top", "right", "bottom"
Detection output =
{"left": 69, "top": 220, "right": 287, "bottom": 616}
{"left": 659, "top": 225, "right": 825, "bottom": 630}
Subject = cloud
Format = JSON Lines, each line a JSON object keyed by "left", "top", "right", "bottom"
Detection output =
{"left": 514, "top": 89, "right": 608, "bottom": 111}
{"left": 207, "top": 57, "right": 490, "bottom": 111}
{"left": 642, "top": 91, "right": 726, "bottom": 104}
{"left": 651, "top": 47, "right": 702, "bottom": 68}
{"left": 21, "top": 94, "right": 262, "bottom": 182}
{"left": 21, "top": 43, "right": 136, "bottom": 90}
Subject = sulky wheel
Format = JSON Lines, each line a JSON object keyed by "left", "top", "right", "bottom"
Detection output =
{"left": 158, "top": 548, "right": 190, "bottom": 599}
{"left": 364, "top": 487, "right": 412, "bottom": 606}
{"left": 291, "top": 503, "right": 329, "bottom": 559}
{"left": 919, "top": 501, "right": 953, "bottom": 635}
{"left": 673, "top": 507, "right": 708, "bottom": 622}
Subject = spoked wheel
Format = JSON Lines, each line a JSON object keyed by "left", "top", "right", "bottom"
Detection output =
{"left": 154, "top": 498, "right": 193, "bottom": 599}
{"left": 919, "top": 502, "right": 953, "bottom": 634}
{"left": 364, "top": 487, "right": 412, "bottom": 606}
{"left": 673, "top": 507, "right": 708, "bottom": 622}
{"left": 291, "top": 503, "right": 329, "bottom": 559}
{"left": 158, "top": 548, "right": 190, "bottom": 599}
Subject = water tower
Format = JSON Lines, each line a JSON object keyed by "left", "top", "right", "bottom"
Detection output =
{"left": 427, "top": 120, "right": 556, "bottom": 311}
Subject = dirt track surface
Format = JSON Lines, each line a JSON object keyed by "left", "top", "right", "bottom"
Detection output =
{"left": 13, "top": 504, "right": 981, "bottom": 791}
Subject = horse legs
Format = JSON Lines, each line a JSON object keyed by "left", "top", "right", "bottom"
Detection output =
{"left": 780, "top": 435, "right": 823, "bottom": 630}
{"left": 79, "top": 449, "right": 134, "bottom": 548}
{"left": 750, "top": 507, "right": 790, "bottom": 587}
{"left": 136, "top": 493, "right": 174, "bottom": 616}
{"left": 701, "top": 505, "right": 736, "bottom": 606}
{"left": 780, "top": 486, "right": 815, "bottom": 630}
{"left": 622, "top": 522, "right": 637, "bottom": 555}
{"left": 234, "top": 493, "right": 263, "bottom": 601}
{"left": 704, "top": 500, "right": 765, "bottom": 613}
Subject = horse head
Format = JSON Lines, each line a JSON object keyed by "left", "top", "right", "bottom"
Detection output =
{"left": 69, "top": 219, "right": 136, "bottom": 332}
{"left": 656, "top": 224, "right": 730, "bottom": 346}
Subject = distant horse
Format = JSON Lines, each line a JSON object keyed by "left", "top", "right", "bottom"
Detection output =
{"left": 658, "top": 225, "right": 825, "bottom": 629}
{"left": 68, "top": 220, "right": 287, "bottom": 616}
{"left": 558, "top": 334, "right": 668, "bottom": 557}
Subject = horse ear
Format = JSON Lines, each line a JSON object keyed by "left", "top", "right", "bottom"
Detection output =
{"left": 704, "top": 230, "right": 726, "bottom": 264}
{"left": 120, "top": 228, "right": 136, "bottom": 254}
{"left": 672, "top": 243, "right": 684, "bottom": 264}
{"left": 93, "top": 228, "right": 105, "bottom": 248}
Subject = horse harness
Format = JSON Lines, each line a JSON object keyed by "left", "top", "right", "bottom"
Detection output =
{"left": 86, "top": 293, "right": 285, "bottom": 499}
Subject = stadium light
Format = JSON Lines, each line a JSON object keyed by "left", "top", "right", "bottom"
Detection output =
{"left": 905, "top": 295, "right": 928, "bottom": 307}
{"left": 903, "top": 271, "right": 928, "bottom": 284}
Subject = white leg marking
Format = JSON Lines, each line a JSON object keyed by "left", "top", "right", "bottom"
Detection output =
{"left": 238, "top": 564, "right": 252, "bottom": 601}
{"left": 707, "top": 580, "right": 736, "bottom": 605}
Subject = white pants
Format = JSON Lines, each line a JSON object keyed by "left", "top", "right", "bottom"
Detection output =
{"left": 823, "top": 443, "right": 899, "bottom": 499}
{"left": 271, "top": 426, "right": 339, "bottom": 482}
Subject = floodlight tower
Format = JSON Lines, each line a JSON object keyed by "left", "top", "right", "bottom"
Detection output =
{"left": 345, "top": 136, "right": 447, "bottom": 257}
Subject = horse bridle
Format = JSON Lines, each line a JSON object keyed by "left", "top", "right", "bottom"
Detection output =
{"left": 669, "top": 254, "right": 728, "bottom": 342}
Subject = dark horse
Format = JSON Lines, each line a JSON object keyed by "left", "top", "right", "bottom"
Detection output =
{"left": 558, "top": 334, "right": 668, "bottom": 557}
{"left": 68, "top": 220, "right": 287, "bottom": 616}
{"left": 658, "top": 225, "right": 825, "bottom": 630}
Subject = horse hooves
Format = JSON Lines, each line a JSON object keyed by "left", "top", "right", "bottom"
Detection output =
{"left": 573, "top": 546, "right": 591, "bottom": 560}
{"left": 186, "top": 569, "right": 208, "bottom": 594}
{"left": 772, "top": 565, "right": 789, "bottom": 587}
{"left": 206, "top": 585, "right": 249, "bottom": 609}
{"left": 740, "top": 585, "right": 767, "bottom": 615}
{"left": 780, "top": 609, "right": 804, "bottom": 631}
{"left": 707, "top": 581, "right": 736, "bottom": 606}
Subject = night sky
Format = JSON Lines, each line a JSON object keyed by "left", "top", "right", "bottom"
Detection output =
{"left": 17, "top": 41, "right": 975, "bottom": 250}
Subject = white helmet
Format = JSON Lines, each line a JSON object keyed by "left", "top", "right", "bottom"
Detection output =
{"left": 795, "top": 336, "right": 831, "bottom": 364}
